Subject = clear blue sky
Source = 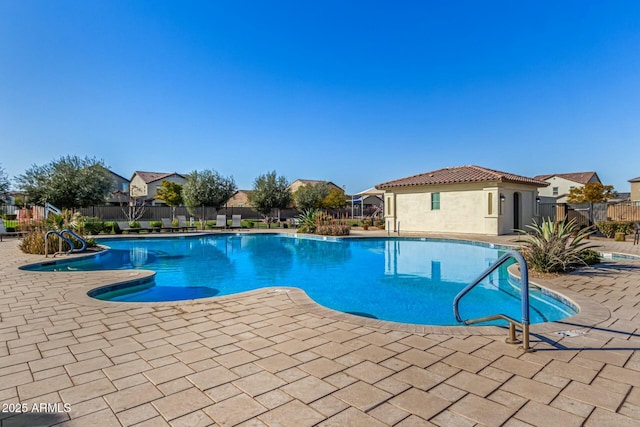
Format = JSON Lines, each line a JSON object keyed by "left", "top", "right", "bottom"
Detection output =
{"left": 1, "top": 1, "right": 639, "bottom": 194}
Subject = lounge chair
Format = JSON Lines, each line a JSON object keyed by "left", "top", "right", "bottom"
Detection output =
{"left": 229, "top": 214, "right": 242, "bottom": 229}
{"left": 0, "top": 222, "right": 24, "bottom": 241}
{"left": 214, "top": 214, "right": 227, "bottom": 229}
{"left": 177, "top": 215, "right": 197, "bottom": 232}
{"left": 161, "top": 218, "right": 180, "bottom": 232}
{"left": 116, "top": 221, "right": 141, "bottom": 233}
{"left": 138, "top": 221, "right": 159, "bottom": 233}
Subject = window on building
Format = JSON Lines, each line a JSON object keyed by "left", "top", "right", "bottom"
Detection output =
{"left": 552, "top": 187, "right": 559, "bottom": 196}
{"left": 488, "top": 193, "right": 493, "bottom": 215}
{"left": 431, "top": 193, "right": 440, "bottom": 210}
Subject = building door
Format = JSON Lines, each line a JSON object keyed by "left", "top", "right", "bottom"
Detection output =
{"left": 513, "top": 192, "right": 520, "bottom": 230}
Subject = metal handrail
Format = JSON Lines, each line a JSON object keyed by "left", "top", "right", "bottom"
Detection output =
{"left": 453, "top": 250, "right": 531, "bottom": 352}
{"left": 60, "top": 229, "right": 87, "bottom": 253}
{"left": 45, "top": 230, "right": 75, "bottom": 257}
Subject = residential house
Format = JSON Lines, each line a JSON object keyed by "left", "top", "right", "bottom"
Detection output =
{"left": 227, "top": 190, "right": 253, "bottom": 207}
{"left": 105, "top": 170, "right": 131, "bottom": 205}
{"left": 376, "top": 165, "right": 548, "bottom": 235}
{"left": 630, "top": 176, "right": 640, "bottom": 205}
{"left": 129, "top": 171, "right": 186, "bottom": 206}
{"left": 287, "top": 179, "right": 344, "bottom": 195}
{"left": 534, "top": 171, "right": 601, "bottom": 203}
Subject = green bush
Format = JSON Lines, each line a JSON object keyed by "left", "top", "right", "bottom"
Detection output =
{"left": 596, "top": 221, "right": 636, "bottom": 238}
{"left": 579, "top": 249, "right": 601, "bottom": 265}
{"left": 103, "top": 221, "right": 117, "bottom": 234}
{"left": 150, "top": 221, "right": 162, "bottom": 229}
{"left": 516, "top": 218, "right": 598, "bottom": 273}
{"left": 83, "top": 220, "right": 104, "bottom": 235}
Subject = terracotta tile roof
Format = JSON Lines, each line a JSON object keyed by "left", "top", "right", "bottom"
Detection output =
{"left": 533, "top": 171, "right": 598, "bottom": 185}
{"left": 375, "top": 165, "right": 548, "bottom": 189}
{"left": 133, "top": 171, "right": 185, "bottom": 184}
{"left": 629, "top": 176, "right": 640, "bottom": 183}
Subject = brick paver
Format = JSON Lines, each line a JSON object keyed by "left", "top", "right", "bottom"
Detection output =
{"left": 1, "top": 232, "right": 640, "bottom": 425}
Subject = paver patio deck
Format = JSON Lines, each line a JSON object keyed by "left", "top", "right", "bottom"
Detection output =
{"left": 1, "top": 230, "right": 640, "bottom": 426}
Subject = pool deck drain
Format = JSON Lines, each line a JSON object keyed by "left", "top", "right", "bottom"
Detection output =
{"left": 1, "top": 231, "right": 640, "bottom": 426}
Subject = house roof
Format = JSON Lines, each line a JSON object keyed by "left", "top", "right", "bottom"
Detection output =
{"left": 132, "top": 171, "right": 185, "bottom": 184}
{"left": 533, "top": 171, "right": 599, "bottom": 185}
{"left": 609, "top": 192, "right": 631, "bottom": 201}
{"left": 290, "top": 179, "right": 339, "bottom": 187}
{"left": 288, "top": 179, "right": 343, "bottom": 191}
{"left": 629, "top": 176, "right": 640, "bottom": 183}
{"left": 375, "top": 165, "right": 548, "bottom": 189}
{"left": 108, "top": 170, "right": 129, "bottom": 182}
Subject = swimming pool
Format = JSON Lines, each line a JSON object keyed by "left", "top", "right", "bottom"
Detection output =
{"left": 25, "top": 234, "right": 577, "bottom": 326}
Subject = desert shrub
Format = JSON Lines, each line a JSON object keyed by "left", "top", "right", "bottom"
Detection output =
{"left": 596, "top": 221, "right": 635, "bottom": 238}
{"left": 579, "top": 249, "right": 601, "bottom": 265}
{"left": 516, "top": 218, "right": 598, "bottom": 273}
{"left": 316, "top": 223, "right": 350, "bottom": 236}
{"left": 315, "top": 212, "right": 350, "bottom": 236}
{"left": 20, "top": 230, "right": 69, "bottom": 255}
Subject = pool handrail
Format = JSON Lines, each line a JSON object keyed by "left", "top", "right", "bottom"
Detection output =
{"left": 453, "top": 250, "right": 531, "bottom": 352}
{"left": 45, "top": 230, "right": 75, "bottom": 257}
{"left": 61, "top": 229, "right": 87, "bottom": 253}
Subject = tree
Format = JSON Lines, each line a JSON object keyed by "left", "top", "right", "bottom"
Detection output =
{"left": 155, "top": 181, "right": 183, "bottom": 220}
{"left": 248, "top": 171, "right": 292, "bottom": 227}
{"left": 15, "top": 156, "right": 114, "bottom": 209}
{"left": 566, "top": 182, "right": 615, "bottom": 203}
{"left": 118, "top": 184, "right": 147, "bottom": 222}
{"left": 183, "top": 169, "right": 236, "bottom": 227}
{"left": 322, "top": 188, "right": 348, "bottom": 210}
{"left": 567, "top": 182, "right": 615, "bottom": 225}
{"left": 294, "top": 183, "right": 330, "bottom": 211}
{"left": 0, "top": 164, "right": 9, "bottom": 204}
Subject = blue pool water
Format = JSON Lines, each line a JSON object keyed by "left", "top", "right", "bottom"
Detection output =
{"left": 25, "top": 234, "right": 577, "bottom": 326}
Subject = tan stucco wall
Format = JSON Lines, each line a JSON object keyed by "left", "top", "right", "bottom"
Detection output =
{"left": 383, "top": 183, "right": 540, "bottom": 236}
{"left": 227, "top": 191, "right": 252, "bottom": 207}
{"left": 537, "top": 175, "right": 599, "bottom": 202}
{"left": 129, "top": 175, "right": 147, "bottom": 198}
{"left": 631, "top": 182, "right": 640, "bottom": 202}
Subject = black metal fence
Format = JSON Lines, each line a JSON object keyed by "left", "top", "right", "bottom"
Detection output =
{"left": 76, "top": 206, "right": 301, "bottom": 222}
{"left": 1, "top": 203, "right": 372, "bottom": 223}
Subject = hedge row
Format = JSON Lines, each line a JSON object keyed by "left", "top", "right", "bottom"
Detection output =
{"left": 596, "top": 221, "right": 636, "bottom": 238}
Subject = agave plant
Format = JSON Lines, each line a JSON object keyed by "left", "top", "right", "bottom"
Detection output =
{"left": 296, "top": 209, "right": 318, "bottom": 233}
{"left": 515, "top": 218, "right": 598, "bottom": 273}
